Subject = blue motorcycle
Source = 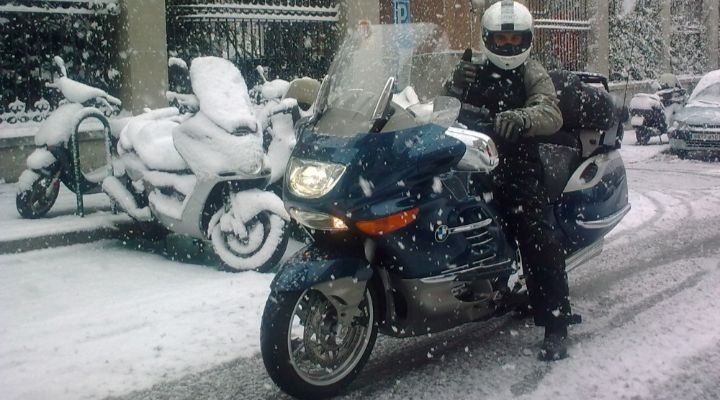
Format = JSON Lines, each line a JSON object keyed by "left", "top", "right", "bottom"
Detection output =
{"left": 261, "top": 23, "right": 630, "bottom": 399}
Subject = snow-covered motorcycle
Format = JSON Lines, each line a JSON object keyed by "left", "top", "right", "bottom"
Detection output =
{"left": 16, "top": 56, "right": 124, "bottom": 218}
{"left": 260, "top": 23, "right": 630, "bottom": 398}
{"left": 629, "top": 73, "right": 687, "bottom": 145}
{"left": 103, "top": 57, "right": 309, "bottom": 272}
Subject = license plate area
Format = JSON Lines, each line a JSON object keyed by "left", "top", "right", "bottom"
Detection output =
{"left": 691, "top": 133, "right": 720, "bottom": 141}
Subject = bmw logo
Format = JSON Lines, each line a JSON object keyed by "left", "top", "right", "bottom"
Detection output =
{"left": 435, "top": 225, "right": 450, "bottom": 242}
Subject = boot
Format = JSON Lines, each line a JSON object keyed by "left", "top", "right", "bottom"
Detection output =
{"left": 538, "top": 321, "right": 568, "bottom": 361}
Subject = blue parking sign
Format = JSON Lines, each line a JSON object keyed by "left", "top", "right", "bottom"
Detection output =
{"left": 394, "top": 0, "right": 412, "bottom": 24}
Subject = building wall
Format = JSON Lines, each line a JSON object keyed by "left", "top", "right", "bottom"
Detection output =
{"left": 379, "top": 1, "right": 480, "bottom": 50}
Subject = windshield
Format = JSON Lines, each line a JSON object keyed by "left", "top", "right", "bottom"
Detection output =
{"left": 689, "top": 82, "right": 720, "bottom": 105}
{"left": 315, "top": 23, "right": 460, "bottom": 135}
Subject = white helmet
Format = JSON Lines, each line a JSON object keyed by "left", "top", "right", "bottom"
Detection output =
{"left": 481, "top": 0, "right": 534, "bottom": 70}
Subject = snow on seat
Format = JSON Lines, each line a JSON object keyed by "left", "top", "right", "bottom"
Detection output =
{"left": 173, "top": 111, "right": 266, "bottom": 179}
{"left": 190, "top": 57, "right": 259, "bottom": 134}
{"left": 118, "top": 108, "right": 188, "bottom": 172}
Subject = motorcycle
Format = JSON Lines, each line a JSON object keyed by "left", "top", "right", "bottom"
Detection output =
{"left": 629, "top": 73, "right": 687, "bottom": 145}
{"left": 103, "top": 56, "right": 309, "bottom": 272}
{"left": 16, "top": 56, "right": 124, "bottom": 218}
{"left": 260, "top": 23, "right": 630, "bottom": 398}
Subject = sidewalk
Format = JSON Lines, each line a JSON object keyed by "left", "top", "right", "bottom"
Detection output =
{"left": 0, "top": 183, "right": 132, "bottom": 254}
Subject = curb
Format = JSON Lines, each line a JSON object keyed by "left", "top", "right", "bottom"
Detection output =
{"left": 0, "top": 222, "right": 136, "bottom": 255}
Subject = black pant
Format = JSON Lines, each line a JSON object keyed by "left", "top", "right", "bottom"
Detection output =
{"left": 493, "top": 142, "right": 571, "bottom": 328}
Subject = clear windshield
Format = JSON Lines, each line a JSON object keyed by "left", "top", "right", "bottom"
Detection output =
{"left": 315, "top": 23, "right": 460, "bottom": 134}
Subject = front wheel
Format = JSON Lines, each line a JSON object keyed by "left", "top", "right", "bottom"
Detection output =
{"left": 261, "top": 286, "right": 378, "bottom": 399}
{"left": 16, "top": 170, "right": 60, "bottom": 218}
{"left": 210, "top": 210, "right": 289, "bottom": 272}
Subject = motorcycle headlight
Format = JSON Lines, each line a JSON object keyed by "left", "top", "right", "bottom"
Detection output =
{"left": 287, "top": 158, "right": 346, "bottom": 198}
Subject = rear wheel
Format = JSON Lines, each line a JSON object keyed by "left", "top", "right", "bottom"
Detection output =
{"left": 261, "top": 287, "right": 378, "bottom": 399}
{"left": 16, "top": 171, "right": 60, "bottom": 218}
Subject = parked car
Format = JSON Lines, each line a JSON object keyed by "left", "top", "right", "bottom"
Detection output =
{"left": 669, "top": 70, "right": 720, "bottom": 157}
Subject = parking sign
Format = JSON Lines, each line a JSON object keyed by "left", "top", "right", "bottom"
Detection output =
{"left": 394, "top": 0, "right": 411, "bottom": 24}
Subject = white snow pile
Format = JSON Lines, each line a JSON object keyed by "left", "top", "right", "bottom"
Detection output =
{"left": 687, "top": 69, "right": 720, "bottom": 105}
{"left": 257, "top": 98, "right": 298, "bottom": 183}
{"left": 261, "top": 79, "right": 291, "bottom": 101}
{"left": 15, "top": 169, "right": 41, "bottom": 192}
{"left": 145, "top": 171, "right": 198, "bottom": 220}
{"left": 629, "top": 93, "right": 662, "bottom": 111}
{"left": 34, "top": 103, "right": 84, "bottom": 146}
{"left": 0, "top": 241, "right": 276, "bottom": 400}
{"left": 168, "top": 56, "right": 188, "bottom": 71}
{"left": 25, "top": 148, "right": 56, "bottom": 170}
{"left": 47, "top": 57, "right": 121, "bottom": 109}
{"left": 118, "top": 109, "right": 189, "bottom": 172}
{"left": 190, "top": 57, "right": 258, "bottom": 133}
{"left": 172, "top": 112, "right": 266, "bottom": 179}
{"left": 208, "top": 189, "right": 290, "bottom": 270}
{"left": 102, "top": 176, "right": 152, "bottom": 221}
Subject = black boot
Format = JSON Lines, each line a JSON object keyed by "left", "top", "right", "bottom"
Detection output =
{"left": 538, "top": 321, "right": 568, "bottom": 361}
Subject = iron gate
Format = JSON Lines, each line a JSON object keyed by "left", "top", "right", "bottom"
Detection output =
{"left": 0, "top": 0, "right": 121, "bottom": 126}
{"left": 528, "top": 0, "right": 590, "bottom": 71}
{"left": 166, "top": 0, "right": 341, "bottom": 86}
{"left": 670, "top": 0, "right": 708, "bottom": 75}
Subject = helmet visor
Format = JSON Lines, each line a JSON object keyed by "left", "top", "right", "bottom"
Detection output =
{"left": 483, "top": 29, "right": 533, "bottom": 57}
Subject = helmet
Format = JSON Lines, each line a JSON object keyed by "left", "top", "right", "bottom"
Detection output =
{"left": 481, "top": 0, "right": 534, "bottom": 70}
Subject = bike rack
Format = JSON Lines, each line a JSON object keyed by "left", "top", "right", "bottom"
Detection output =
{"left": 70, "top": 109, "right": 115, "bottom": 217}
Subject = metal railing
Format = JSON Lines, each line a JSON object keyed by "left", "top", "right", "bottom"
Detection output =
{"left": 527, "top": 0, "right": 590, "bottom": 71}
{"left": 0, "top": 0, "right": 122, "bottom": 126}
{"left": 166, "top": 0, "right": 341, "bottom": 84}
{"left": 670, "top": 0, "right": 708, "bottom": 75}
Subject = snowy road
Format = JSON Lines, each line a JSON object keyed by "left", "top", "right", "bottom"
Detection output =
{"left": 2, "top": 136, "right": 720, "bottom": 400}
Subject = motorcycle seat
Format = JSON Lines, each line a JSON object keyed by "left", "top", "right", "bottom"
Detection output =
{"left": 549, "top": 70, "right": 619, "bottom": 132}
{"left": 121, "top": 118, "right": 189, "bottom": 172}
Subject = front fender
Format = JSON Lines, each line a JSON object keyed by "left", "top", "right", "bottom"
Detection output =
{"left": 270, "top": 244, "right": 372, "bottom": 294}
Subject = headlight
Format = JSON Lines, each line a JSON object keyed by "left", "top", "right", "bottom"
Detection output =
{"left": 289, "top": 208, "right": 348, "bottom": 231}
{"left": 287, "top": 158, "right": 346, "bottom": 198}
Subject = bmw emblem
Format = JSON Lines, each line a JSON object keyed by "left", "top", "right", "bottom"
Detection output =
{"left": 435, "top": 225, "right": 450, "bottom": 242}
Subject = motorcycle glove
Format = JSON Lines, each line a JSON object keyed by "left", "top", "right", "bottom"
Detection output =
{"left": 448, "top": 61, "right": 479, "bottom": 97}
{"left": 495, "top": 110, "right": 530, "bottom": 143}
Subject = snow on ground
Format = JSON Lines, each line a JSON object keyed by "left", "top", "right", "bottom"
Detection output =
{"left": 0, "top": 241, "right": 275, "bottom": 400}
{"left": 0, "top": 184, "right": 129, "bottom": 243}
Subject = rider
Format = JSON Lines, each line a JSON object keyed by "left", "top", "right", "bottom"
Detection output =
{"left": 445, "top": 0, "right": 573, "bottom": 361}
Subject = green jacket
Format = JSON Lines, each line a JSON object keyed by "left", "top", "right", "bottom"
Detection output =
{"left": 447, "top": 56, "right": 563, "bottom": 137}
{"left": 521, "top": 59, "right": 563, "bottom": 137}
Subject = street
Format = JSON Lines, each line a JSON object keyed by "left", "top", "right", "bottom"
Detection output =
{"left": 2, "top": 135, "right": 720, "bottom": 400}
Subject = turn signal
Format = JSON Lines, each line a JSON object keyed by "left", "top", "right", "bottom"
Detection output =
{"left": 356, "top": 208, "right": 419, "bottom": 236}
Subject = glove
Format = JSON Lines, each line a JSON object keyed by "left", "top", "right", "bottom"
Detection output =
{"left": 495, "top": 110, "right": 530, "bottom": 143}
{"left": 447, "top": 60, "right": 478, "bottom": 97}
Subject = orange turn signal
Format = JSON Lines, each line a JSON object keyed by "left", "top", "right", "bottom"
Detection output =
{"left": 355, "top": 208, "right": 419, "bottom": 236}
